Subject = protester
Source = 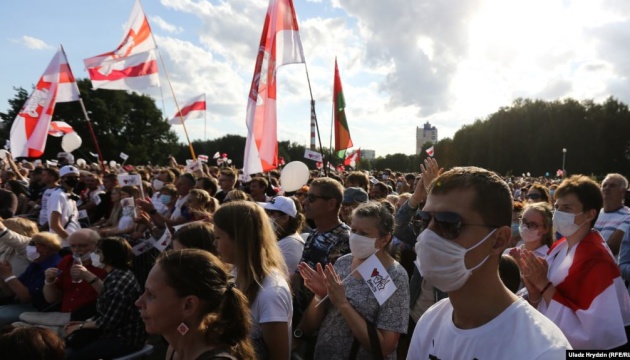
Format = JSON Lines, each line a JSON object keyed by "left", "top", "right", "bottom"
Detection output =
{"left": 0, "top": 232, "right": 62, "bottom": 326}
{"left": 408, "top": 166, "right": 571, "bottom": 358}
{"left": 339, "top": 187, "right": 368, "bottom": 225}
{"left": 64, "top": 237, "right": 146, "bottom": 359}
{"left": 0, "top": 217, "right": 38, "bottom": 282}
{"left": 47, "top": 165, "right": 81, "bottom": 246}
{"left": 213, "top": 201, "right": 292, "bottom": 359}
{"left": 521, "top": 175, "right": 630, "bottom": 349}
{"left": 594, "top": 173, "right": 630, "bottom": 258}
{"left": 260, "top": 196, "right": 306, "bottom": 274}
{"left": 172, "top": 221, "right": 217, "bottom": 255}
{"left": 136, "top": 249, "right": 255, "bottom": 360}
{"left": 296, "top": 202, "right": 409, "bottom": 359}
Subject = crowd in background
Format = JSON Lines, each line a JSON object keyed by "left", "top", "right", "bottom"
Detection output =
{"left": 0, "top": 150, "right": 629, "bottom": 359}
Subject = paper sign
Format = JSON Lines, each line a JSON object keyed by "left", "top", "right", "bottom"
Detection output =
{"left": 153, "top": 228, "right": 172, "bottom": 252}
{"left": 117, "top": 174, "right": 142, "bottom": 187}
{"left": 78, "top": 210, "right": 88, "bottom": 219}
{"left": 131, "top": 238, "right": 156, "bottom": 256}
{"left": 185, "top": 159, "right": 202, "bottom": 174}
{"left": 93, "top": 194, "right": 102, "bottom": 206}
{"left": 198, "top": 154, "right": 208, "bottom": 163}
{"left": 120, "top": 152, "right": 129, "bottom": 160}
{"left": 212, "top": 151, "right": 220, "bottom": 159}
{"left": 304, "top": 149, "right": 323, "bottom": 162}
{"left": 90, "top": 152, "right": 99, "bottom": 158}
{"left": 356, "top": 253, "right": 397, "bottom": 305}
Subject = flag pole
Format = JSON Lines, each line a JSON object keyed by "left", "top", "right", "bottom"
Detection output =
{"left": 204, "top": 93, "right": 207, "bottom": 142}
{"left": 60, "top": 45, "right": 107, "bottom": 171}
{"left": 141, "top": 0, "right": 196, "bottom": 160}
{"left": 329, "top": 58, "right": 335, "bottom": 166}
{"left": 303, "top": 63, "right": 327, "bottom": 176}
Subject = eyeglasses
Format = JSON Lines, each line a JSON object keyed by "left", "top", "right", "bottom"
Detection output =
{"left": 415, "top": 211, "right": 498, "bottom": 240}
{"left": 526, "top": 193, "right": 541, "bottom": 200}
{"left": 520, "top": 218, "right": 542, "bottom": 230}
{"left": 306, "top": 193, "right": 332, "bottom": 203}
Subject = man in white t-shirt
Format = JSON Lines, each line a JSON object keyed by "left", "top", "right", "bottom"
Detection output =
{"left": 38, "top": 168, "right": 60, "bottom": 228}
{"left": 47, "top": 166, "right": 81, "bottom": 247}
{"left": 408, "top": 167, "right": 571, "bottom": 359}
{"left": 594, "top": 173, "right": 630, "bottom": 258}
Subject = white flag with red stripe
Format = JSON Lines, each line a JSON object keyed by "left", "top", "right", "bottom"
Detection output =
{"left": 169, "top": 94, "right": 206, "bottom": 124}
{"left": 48, "top": 121, "right": 74, "bottom": 137}
{"left": 426, "top": 146, "right": 434, "bottom": 157}
{"left": 344, "top": 148, "right": 361, "bottom": 167}
{"left": 243, "top": 0, "right": 305, "bottom": 177}
{"left": 83, "top": 0, "right": 158, "bottom": 91}
{"left": 11, "top": 47, "right": 79, "bottom": 158}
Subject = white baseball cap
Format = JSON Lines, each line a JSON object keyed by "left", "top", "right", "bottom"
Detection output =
{"left": 59, "top": 165, "right": 80, "bottom": 177}
{"left": 258, "top": 196, "right": 297, "bottom": 218}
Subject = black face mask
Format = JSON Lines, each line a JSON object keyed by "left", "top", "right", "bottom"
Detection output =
{"left": 64, "top": 178, "right": 79, "bottom": 189}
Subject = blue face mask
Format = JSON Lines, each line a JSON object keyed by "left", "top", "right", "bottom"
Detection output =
{"left": 159, "top": 194, "right": 171, "bottom": 205}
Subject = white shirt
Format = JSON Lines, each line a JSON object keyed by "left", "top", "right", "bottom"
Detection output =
{"left": 408, "top": 298, "right": 571, "bottom": 359}
{"left": 38, "top": 187, "right": 56, "bottom": 226}
{"left": 170, "top": 194, "right": 189, "bottom": 220}
{"left": 47, "top": 188, "right": 80, "bottom": 246}
{"left": 249, "top": 270, "right": 292, "bottom": 353}
{"left": 278, "top": 233, "right": 305, "bottom": 275}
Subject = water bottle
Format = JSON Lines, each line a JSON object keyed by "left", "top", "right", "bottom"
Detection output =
{"left": 72, "top": 253, "right": 83, "bottom": 284}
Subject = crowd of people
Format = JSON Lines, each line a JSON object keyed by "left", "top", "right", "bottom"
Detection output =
{"left": 0, "top": 150, "right": 629, "bottom": 359}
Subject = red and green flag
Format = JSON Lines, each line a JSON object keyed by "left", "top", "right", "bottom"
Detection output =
{"left": 334, "top": 58, "right": 353, "bottom": 158}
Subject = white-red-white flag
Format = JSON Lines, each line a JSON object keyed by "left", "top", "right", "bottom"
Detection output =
{"left": 212, "top": 151, "right": 221, "bottom": 159}
{"left": 344, "top": 148, "right": 361, "bottom": 167}
{"left": 426, "top": 146, "right": 435, "bottom": 157}
{"left": 48, "top": 121, "right": 74, "bottom": 137}
{"left": 11, "top": 47, "right": 79, "bottom": 158}
{"left": 243, "top": 0, "right": 305, "bottom": 176}
{"left": 198, "top": 154, "right": 209, "bottom": 163}
{"left": 83, "top": 0, "right": 158, "bottom": 91}
{"left": 169, "top": 94, "right": 206, "bottom": 125}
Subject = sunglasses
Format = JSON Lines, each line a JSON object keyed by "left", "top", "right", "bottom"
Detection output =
{"left": 415, "top": 211, "right": 498, "bottom": 240}
{"left": 526, "top": 193, "right": 541, "bottom": 200}
{"left": 306, "top": 193, "right": 332, "bottom": 203}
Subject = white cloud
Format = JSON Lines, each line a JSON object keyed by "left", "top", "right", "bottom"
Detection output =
{"left": 149, "top": 15, "right": 184, "bottom": 34}
{"left": 12, "top": 35, "right": 53, "bottom": 50}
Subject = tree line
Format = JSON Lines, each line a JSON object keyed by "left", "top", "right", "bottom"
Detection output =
{"left": 2, "top": 82, "right": 629, "bottom": 178}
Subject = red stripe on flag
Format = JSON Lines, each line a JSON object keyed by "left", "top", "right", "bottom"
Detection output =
{"left": 88, "top": 59, "right": 158, "bottom": 81}
{"left": 173, "top": 101, "right": 206, "bottom": 118}
{"left": 59, "top": 64, "right": 76, "bottom": 83}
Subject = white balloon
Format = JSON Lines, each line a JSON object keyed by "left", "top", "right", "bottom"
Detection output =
{"left": 280, "top": 161, "right": 309, "bottom": 192}
{"left": 76, "top": 158, "right": 86, "bottom": 167}
{"left": 109, "top": 161, "right": 117, "bottom": 168}
{"left": 61, "top": 132, "right": 82, "bottom": 152}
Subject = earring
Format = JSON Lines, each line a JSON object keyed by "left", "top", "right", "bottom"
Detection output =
{"left": 177, "top": 321, "right": 189, "bottom": 336}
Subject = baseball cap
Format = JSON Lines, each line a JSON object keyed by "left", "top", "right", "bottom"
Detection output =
{"left": 57, "top": 152, "right": 75, "bottom": 164}
{"left": 343, "top": 187, "right": 368, "bottom": 204}
{"left": 259, "top": 196, "right": 297, "bottom": 218}
{"left": 59, "top": 165, "right": 80, "bottom": 178}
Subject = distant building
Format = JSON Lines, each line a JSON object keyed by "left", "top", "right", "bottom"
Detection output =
{"left": 416, "top": 122, "right": 437, "bottom": 154}
{"left": 361, "top": 149, "right": 375, "bottom": 160}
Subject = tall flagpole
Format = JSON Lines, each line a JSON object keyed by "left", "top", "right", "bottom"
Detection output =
{"left": 141, "top": 0, "right": 196, "bottom": 160}
{"left": 304, "top": 63, "right": 327, "bottom": 176}
{"left": 204, "top": 93, "right": 207, "bottom": 142}
{"left": 60, "top": 45, "right": 107, "bottom": 171}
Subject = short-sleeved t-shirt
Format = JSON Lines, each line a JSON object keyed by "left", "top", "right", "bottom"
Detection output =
{"left": 298, "top": 223, "right": 351, "bottom": 271}
{"left": 47, "top": 188, "right": 80, "bottom": 244}
{"left": 314, "top": 254, "right": 409, "bottom": 360}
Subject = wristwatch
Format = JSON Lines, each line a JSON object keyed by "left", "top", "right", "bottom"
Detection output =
{"left": 293, "top": 328, "right": 304, "bottom": 339}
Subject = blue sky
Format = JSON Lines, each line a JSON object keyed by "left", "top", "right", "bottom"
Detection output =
{"left": 2, "top": 0, "right": 630, "bottom": 159}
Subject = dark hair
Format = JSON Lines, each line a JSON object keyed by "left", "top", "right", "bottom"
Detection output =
{"left": 499, "top": 255, "right": 521, "bottom": 294}
{"left": 429, "top": 167, "right": 513, "bottom": 227}
{"left": 345, "top": 172, "right": 369, "bottom": 192}
{"left": 97, "top": 237, "right": 133, "bottom": 269}
{"left": 159, "top": 169, "right": 176, "bottom": 183}
{"left": 529, "top": 183, "right": 552, "bottom": 205}
{"left": 522, "top": 202, "right": 555, "bottom": 248}
{"left": 173, "top": 222, "right": 217, "bottom": 255}
{"left": 160, "top": 184, "right": 178, "bottom": 197}
{"left": 555, "top": 175, "right": 603, "bottom": 227}
{"left": 0, "top": 325, "right": 65, "bottom": 360}
{"left": 352, "top": 201, "right": 395, "bottom": 238}
{"left": 250, "top": 177, "right": 269, "bottom": 189}
{"left": 120, "top": 185, "right": 140, "bottom": 199}
{"left": 179, "top": 173, "right": 196, "bottom": 187}
{"left": 7, "top": 180, "right": 29, "bottom": 197}
{"left": 220, "top": 168, "right": 237, "bottom": 179}
{"left": 157, "top": 249, "right": 255, "bottom": 360}
{"left": 196, "top": 177, "right": 218, "bottom": 196}
{"left": 42, "top": 168, "right": 60, "bottom": 181}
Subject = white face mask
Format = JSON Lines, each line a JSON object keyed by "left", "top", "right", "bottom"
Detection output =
{"left": 80, "top": 252, "right": 92, "bottom": 263}
{"left": 415, "top": 228, "right": 497, "bottom": 292}
{"left": 518, "top": 224, "right": 541, "bottom": 243}
{"left": 26, "top": 245, "right": 40, "bottom": 261}
{"left": 553, "top": 210, "right": 584, "bottom": 237}
{"left": 152, "top": 179, "right": 164, "bottom": 191}
{"left": 90, "top": 252, "right": 105, "bottom": 269}
{"left": 349, "top": 233, "right": 377, "bottom": 260}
